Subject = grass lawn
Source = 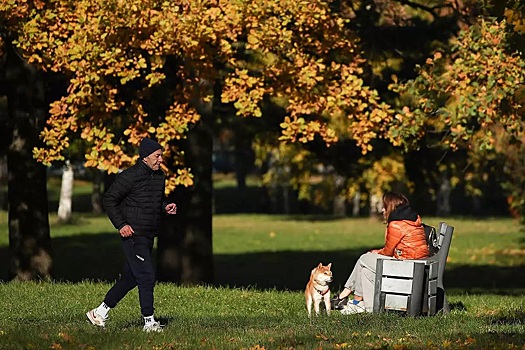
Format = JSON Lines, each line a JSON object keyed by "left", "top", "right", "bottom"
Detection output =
{"left": 0, "top": 211, "right": 524, "bottom": 349}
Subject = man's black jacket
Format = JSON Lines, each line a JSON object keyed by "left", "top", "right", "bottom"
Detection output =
{"left": 103, "top": 161, "right": 166, "bottom": 237}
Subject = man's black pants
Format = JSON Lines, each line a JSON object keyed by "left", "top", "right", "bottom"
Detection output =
{"left": 104, "top": 235, "right": 156, "bottom": 317}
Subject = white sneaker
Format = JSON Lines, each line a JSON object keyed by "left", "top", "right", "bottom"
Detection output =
{"left": 340, "top": 300, "right": 366, "bottom": 315}
{"left": 143, "top": 321, "right": 163, "bottom": 333}
{"left": 86, "top": 309, "right": 108, "bottom": 327}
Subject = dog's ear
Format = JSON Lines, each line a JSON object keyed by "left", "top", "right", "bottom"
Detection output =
{"left": 327, "top": 263, "right": 332, "bottom": 269}
{"left": 317, "top": 262, "right": 323, "bottom": 268}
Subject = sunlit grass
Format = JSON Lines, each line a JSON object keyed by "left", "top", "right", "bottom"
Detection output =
{"left": 0, "top": 281, "right": 523, "bottom": 350}
{"left": 1, "top": 212, "right": 524, "bottom": 349}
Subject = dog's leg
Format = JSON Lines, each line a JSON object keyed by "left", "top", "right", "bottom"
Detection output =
{"left": 324, "top": 292, "right": 331, "bottom": 316}
{"left": 314, "top": 297, "right": 321, "bottom": 316}
{"left": 306, "top": 295, "right": 313, "bottom": 317}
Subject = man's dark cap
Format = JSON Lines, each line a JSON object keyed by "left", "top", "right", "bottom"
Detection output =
{"left": 139, "top": 138, "right": 162, "bottom": 158}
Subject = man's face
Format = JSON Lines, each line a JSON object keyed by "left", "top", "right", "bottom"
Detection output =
{"left": 143, "top": 149, "right": 163, "bottom": 171}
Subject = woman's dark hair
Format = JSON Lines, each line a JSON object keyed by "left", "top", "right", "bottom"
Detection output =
{"left": 382, "top": 191, "right": 409, "bottom": 221}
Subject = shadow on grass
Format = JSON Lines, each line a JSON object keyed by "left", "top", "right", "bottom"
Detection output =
{"left": 0, "top": 233, "right": 524, "bottom": 295}
{"left": 466, "top": 309, "right": 525, "bottom": 348}
{"left": 489, "top": 310, "right": 525, "bottom": 326}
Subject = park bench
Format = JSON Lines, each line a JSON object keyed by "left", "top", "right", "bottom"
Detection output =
{"left": 372, "top": 222, "right": 454, "bottom": 316}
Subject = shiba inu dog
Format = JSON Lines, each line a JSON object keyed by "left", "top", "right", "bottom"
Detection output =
{"left": 305, "top": 262, "right": 333, "bottom": 317}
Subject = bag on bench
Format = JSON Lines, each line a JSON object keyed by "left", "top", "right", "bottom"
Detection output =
{"left": 423, "top": 223, "right": 439, "bottom": 256}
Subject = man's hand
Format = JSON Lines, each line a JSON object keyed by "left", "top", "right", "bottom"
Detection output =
{"left": 165, "top": 203, "right": 177, "bottom": 215}
{"left": 119, "top": 224, "right": 134, "bottom": 237}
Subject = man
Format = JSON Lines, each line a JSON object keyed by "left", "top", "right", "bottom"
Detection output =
{"left": 86, "top": 138, "right": 177, "bottom": 332}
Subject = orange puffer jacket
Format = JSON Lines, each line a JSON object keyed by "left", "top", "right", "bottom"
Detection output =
{"left": 376, "top": 215, "right": 429, "bottom": 260}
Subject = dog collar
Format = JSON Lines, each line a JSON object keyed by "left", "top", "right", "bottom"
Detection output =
{"left": 315, "top": 288, "right": 329, "bottom": 296}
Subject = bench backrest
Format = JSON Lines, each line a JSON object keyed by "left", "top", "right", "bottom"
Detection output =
{"left": 425, "top": 222, "right": 454, "bottom": 313}
{"left": 432, "top": 222, "right": 454, "bottom": 283}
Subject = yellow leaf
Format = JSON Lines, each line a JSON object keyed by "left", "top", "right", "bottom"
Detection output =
{"left": 247, "top": 31, "right": 259, "bottom": 46}
{"left": 391, "top": 74, "right": 398, "bottom": 84}
{"left": 315, "top": 333, "right": 329, "bottom": 341}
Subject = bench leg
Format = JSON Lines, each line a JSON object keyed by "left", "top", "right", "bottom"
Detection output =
{"left": 436, "top": 287, "right": 450, "bottom": 314}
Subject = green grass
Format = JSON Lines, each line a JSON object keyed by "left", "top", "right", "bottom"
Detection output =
{"left": 1, "top": 282, "right": 524, "bottom": 349}
{"left": 0, "top": 213, "right": 525, "bottom": 349}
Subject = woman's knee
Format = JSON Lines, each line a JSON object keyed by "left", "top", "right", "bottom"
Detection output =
{"left": 359, "top": 252, "right": 382, "bottom": 270}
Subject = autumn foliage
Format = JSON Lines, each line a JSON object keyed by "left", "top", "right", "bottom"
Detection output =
{"left": 390, "top": 19, "right": 525, "bottom": 152}
{"left": 390, "top": 16, "right": 525, "bottom": 216}
{"left": 1, "top": 0, "right": 392, "bottom": 193}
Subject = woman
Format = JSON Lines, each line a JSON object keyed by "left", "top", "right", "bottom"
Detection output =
{"left": 334, "top": 191, "right": 430, "bottom": 314}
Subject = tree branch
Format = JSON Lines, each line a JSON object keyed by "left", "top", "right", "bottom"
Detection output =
{"left": 394, "top": 0, "right": 456, "bottom": 19}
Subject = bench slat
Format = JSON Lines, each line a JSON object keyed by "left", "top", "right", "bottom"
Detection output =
{"left": 384, "top": 294, "right": 409, "bottom": 311}
{"left": 428, "top": 279, "right": 437, "bottom": 294}
{"left": 382, "top": 260, "right": 416, "bottom": 277}
{"left": 381, "top": 277, "right": 414, "bottom": 294}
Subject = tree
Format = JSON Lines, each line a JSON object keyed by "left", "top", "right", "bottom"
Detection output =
{"left": 390, "top": 17, "right": 525, "bottom": 218}
{"left": 2, "top": 41, "right": 53, "bottom": 280}
{"left": 6, "top": 0, "right": 395, "bottom": 283}
{"left": 336, "top": 0, "right": 481, "bottom": 214}
{"left": 252, "top": 0, "right": 481, "bottom": 215}
{"left": 57, "top": 160, "right": 74, "bottom": 223}
{"left": 0, "top": 1, "right": 54, "bottom": 280}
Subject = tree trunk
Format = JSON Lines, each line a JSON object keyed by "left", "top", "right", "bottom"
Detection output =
{"left": 5, "top": 42, "right": 52, "bottom": 281}
{"left": 233, "top": 135, "right": 254, "bottom": 190}
{"left": 332, "top": 174, "right": 346, "bottom": 217}
{"left": 157, "top": 112, "right": 214, "bottom": 284}
{"left": 352, "top": 191, "right": 361, "bottom": 216}
{"left": 57, "top": 160, "right": 74, "bottom": 223}
{"left": 91, "top": 169, "right": 103, "bottom": 215}
{"left": 0, "top": 155, "right": 6, "bottom": 211}
{"left": 280, "top": 186, "right": 288, "bottom": 214}
{"left": 436, "top": 173, "right": 451, "bottom": 216}
{"left": 333, "top": 195, "right": 346, "bottom": 217}
{"left": 369, "top": 193, "right": 382, "bottom": 217}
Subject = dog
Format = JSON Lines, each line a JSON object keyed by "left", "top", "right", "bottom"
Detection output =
{"left": 305, "top": 262, "right": 333, "bottom": 317}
